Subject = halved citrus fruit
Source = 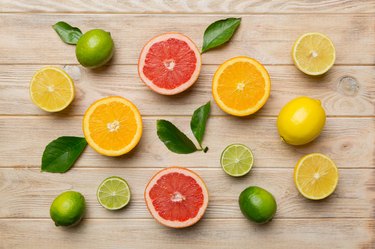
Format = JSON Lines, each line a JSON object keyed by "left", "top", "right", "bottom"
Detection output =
{"left": 144, "top": 167, "right": 209, "bottom": 228}
{"left": 82, "top": 96, "right": 142, "bottom": 156}
{"left": 292, "top": 32, "right": 336, "bottom": 75}
{"left": 294, "top": 153, "right": 339, "bottom": 200}
{"left": 97, "top": 176, "right": 131, "bottom": 210}
{"left": 221, "top": 144, "right": 254, "bottom": 177}
{"left": 30, "top": 66, "right": 75, "bottom": 112}
{"left": 212, "top": 56, "right": 271, "bottom": 116}
{"left": 138, "top": 32, "right": 202, "bottom": 95}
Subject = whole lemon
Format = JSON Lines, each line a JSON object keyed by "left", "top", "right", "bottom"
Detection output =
{"left": 50, "top": 191, "right": 86, "bottom": 227}
{"left": 277, "top": 96, "right": 326, "bottom": 145}
{"left": 76, "top": 29, "right": 114, "bottom": 68}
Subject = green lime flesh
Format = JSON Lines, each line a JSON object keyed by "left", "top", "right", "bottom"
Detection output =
{"left": 97, "top": 176, "right": 131, "bottom": 210}
{"left": 221, "top": 144, "right": 253, "bottom": 177}
{"left": 239, "top": 186, "right": 277, "bottom": 224}
{"left": 76, "top": 29, "right": 114, "bottom": 68}
{"left": 50, "top": 191, "right": 85, "bottom": 227}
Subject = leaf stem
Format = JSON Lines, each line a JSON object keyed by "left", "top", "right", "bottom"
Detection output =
{"left": 197, "top": 144, "right": 209, "bottom": 153}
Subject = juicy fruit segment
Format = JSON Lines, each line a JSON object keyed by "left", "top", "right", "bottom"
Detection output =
{"left": 82, "top": 96, "right": 142, "bottom": 156}
{"left": 221, "top": 144, "right": 253, "bottom": 177}
{"left": 292, "top": 32, "right": 335, "bottom": 75}
{"left": 144, "top": 167, "right": 209, "bottom": 228}
{"left": 76, "top": 29, "right": 114, "bottom": 68}
{"left": 138, "top": 33, "right": 202, "bottom": 95}
{"left": 97, "top": 176, "right": 131, "bottom": 210}
{"left": 239, "top": 186, "right": 277, "bottom": 224}
{"left": 212, "top": 56, "right": 271, "bottom": 116}
{"left": 50, "top": 191, "right": 85, "bottom": 227}
{"left": 30, "top": 66, "right": 74, "bottom": 112}
{"left": 294, "top": 153, "right": 339, "bottom": 200}
{"left": 277, "top": 96, "right": 326, "bottom": 145}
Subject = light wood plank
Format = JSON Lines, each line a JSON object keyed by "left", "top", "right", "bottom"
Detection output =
{"left": 0, "top": 117, "right": 373, "bottom": 168}
{"left": 0, "top": 14, "right": 374, "bottom": 65}
{"left": 0, "top": 168, "right": 373, "bottom": 219}
{"left": 1, "top": 65, "right": 373, "bottom": 116}
{"left": 1, "top": 0, "right": 374, "bottom": 14}
{"left": 0, "top": 219, "right": 373, "bottom": 249}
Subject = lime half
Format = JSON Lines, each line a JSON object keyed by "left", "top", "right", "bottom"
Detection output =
{"left": 97, "top": 176, "right": 131, "bottom": 210}
{"left": 221, "top": 144, "right": 254, "bottom": 177}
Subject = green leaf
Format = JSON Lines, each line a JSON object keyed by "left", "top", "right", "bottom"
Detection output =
{"left": 42, "top": 136, "right": 87, "bottom": 173}
{"left": 52, "top": 21, "right": 82, "bottom": 45}
{"left": 202, "top": 17, "right": 241, "bottom": 53}
{"left": 157, "top": 120, "right": 197, "bottom": 154}
{"left": 190, "top": 101, "right": 210, "bottom": 145}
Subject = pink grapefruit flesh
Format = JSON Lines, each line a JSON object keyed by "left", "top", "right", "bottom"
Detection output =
{"left": 144, "top": 167, "right": 209, "bottom": 228}
{"left": 138, "top": 33, "right": 202, "bottom": 95}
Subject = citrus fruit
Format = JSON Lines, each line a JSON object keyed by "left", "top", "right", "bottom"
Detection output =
{"left": 82, "top": 96, "right": 142, "bottom": 156}
{"left": 277, "top": 96, "right": 326, "bottom": 145}
{"left": 294, "top": 153, "right": 339, "bottom": 200}
{"left": 144, "top": 167, "right": 209, "bottom": 228}
{"left": 239, "top": 186, "right": 277, "bottom": 224}
{"left": 76, "top": 29, "right": 114, "bottom": 68}
{"left": 138, "top": 32, "right": 202, "bottom": 95}
{"left": 212, "top": 56, "right": 271, "bottom": 116}
{"left": 292, "top": 32, "right": 335, "bottom": 75}
{"left": 221, "top": 144, "right": 253, "bottom": 177}
{"left": 30, "top": 66, "right": 74, "bottom": 112}
{"left": 97, "top": 176, "right": 131, "bottom": 210}
{"left": 50, "top": 191, "right": 85, "bottom": 227}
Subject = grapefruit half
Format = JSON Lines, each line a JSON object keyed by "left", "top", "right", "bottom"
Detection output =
{"left": 144, "top": 167, "right": 209, "bottom": 228}
{"left": 138, "top": 33, "right": 202, "bottom": 95}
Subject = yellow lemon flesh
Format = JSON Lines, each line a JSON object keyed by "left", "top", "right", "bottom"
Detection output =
{"left": 292, "top": 32, "right": 335, "bottom": 76}
{"left": 30, "top": 66, "right": 75, "bottom": 112}
{"left": 294, "top": 153, "right": 339, "bottom": 200}
{"left": 277, "top": 96, "right": 326, "bottom": 145}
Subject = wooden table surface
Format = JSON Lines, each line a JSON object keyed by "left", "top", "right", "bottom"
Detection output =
{"left": 0, "top": 1, "right": 374, "bottom": 248}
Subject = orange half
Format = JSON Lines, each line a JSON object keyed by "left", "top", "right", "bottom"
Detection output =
{"left": 83, "top": 96, "right": 143, "bottom": 156}
{"left": 212, "top": 56, "right": 271, "bottom": 116}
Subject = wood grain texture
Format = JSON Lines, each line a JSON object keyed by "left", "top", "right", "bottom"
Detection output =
{"left": 0, "top": 14, "right": 374, "bottom": 65}
{"left": 0, "top": 219, "right": 374, "bottom": 249}
{"left": 1, "top": 0, "right": 374, "bottom": 14}
{"left": 1, "top": 1, "right": 374, "bottom": 248}
{"left": 1, "top": 65, "right": 373, "bottom": 116}
{"left": 0, "top": 117, "right": 373, "bottom": 168}
{"left": 0, "top": 168, "right": 374, "bottom": 219}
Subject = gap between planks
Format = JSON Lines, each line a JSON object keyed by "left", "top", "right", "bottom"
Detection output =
{"left": 0, "top": 217, "right": 372, "bottom": 221}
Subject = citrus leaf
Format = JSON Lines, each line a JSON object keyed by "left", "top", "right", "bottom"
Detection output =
{"left": 157, "top": 120, "right": 197, "bottom": 154}
{"left": 42, "top": 136, "right": 87, "bottom": 173}
{"left": 202, "top": 17, "right": 241, "bottom": 53}
{"left": 190, "top": 101, "right": 210, "bottom": 145}
{"left": 52, "top": 21, "right": 82, "bottom": 45}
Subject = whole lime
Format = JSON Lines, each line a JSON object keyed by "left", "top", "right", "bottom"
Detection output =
{"left": 76, "top": 29, "right": 114, "bottom": 68}
{"left": 50, "top": 191, "right": 86, "bottom": 227}
{"left": 239, "top": 186, "right": 277, "bottom": 224}
{"left": 277, "top": 96, "right": 326, "bottom": 145}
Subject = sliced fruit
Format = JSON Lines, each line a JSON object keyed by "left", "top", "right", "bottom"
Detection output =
{"left": 97, "top": 176, "right": 131, "bottom": 210}
{"left": 82, "top": 96, "right": 142, "bottom": 156}
{"left": 144, "top": 167, "right": 209, "bottom": 228}
{"left": 138, "top": 32, "right": 202, "bottom": 95}
{"left": 30, "top": 66, "right": 75, "bottom": 112}
{"left": 221, "top": 144, "right": 253, "bottom": 177}
{"left": 212, "top": 56, "right": 271, "bottom": 116}
{"left": 292, "top": 32, "right": 336, "bottom": 75}
{"left": 294, "top": 153, "right": 339, "bottom": 200}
